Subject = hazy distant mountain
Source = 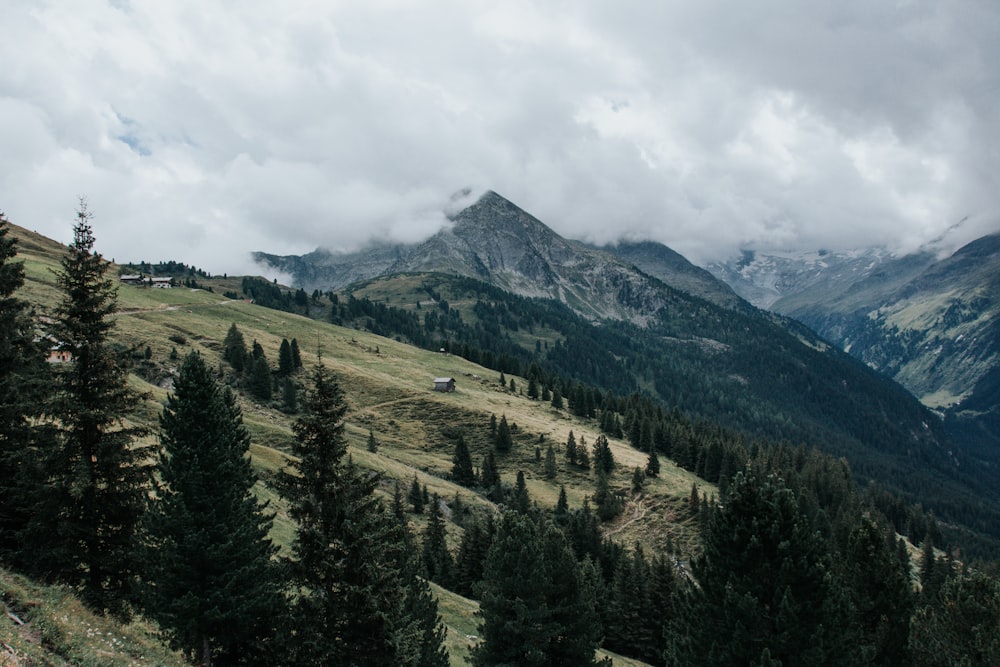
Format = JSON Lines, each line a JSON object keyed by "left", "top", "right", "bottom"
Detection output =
{"left": 708, "top": 236, "right": 1000, "bottom": 455}
{"left": 255, "top": 190, "right": 741, "bottom": 322}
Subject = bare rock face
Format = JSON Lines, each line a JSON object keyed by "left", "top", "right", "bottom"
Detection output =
{"left": 254, "top": 190, "right": 742, "bottom": 324}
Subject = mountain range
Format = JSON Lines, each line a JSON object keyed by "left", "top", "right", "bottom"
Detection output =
{"left": 706, "top": 237, "right": 1000, "bottom": 462}
{"left": 254, "top": 191, "right": 1000, "bottom": 548}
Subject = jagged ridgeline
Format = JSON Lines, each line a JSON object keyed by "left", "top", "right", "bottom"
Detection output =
{"left": 257, "top": 191, "right": 1000, "bottom": 549}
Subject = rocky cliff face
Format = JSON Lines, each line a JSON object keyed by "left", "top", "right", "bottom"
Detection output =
{"left": 254, "top": 190, "right": 740, "bottom": 323}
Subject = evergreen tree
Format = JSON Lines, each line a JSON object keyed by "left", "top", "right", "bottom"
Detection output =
{"left": 454, "top": 514, "right": 494, "bottom": 598}
{"left": 472, "top": 513, "right": 604, "bottom": 666}
{"left": 222, "top": 323, "right": 248, "bottom": 374}
{"left": 141, "top": 352, "right": 280, "bottom": 665}
{"left": 451, "top": 435, "right": 477, "bottom": 487}
{"left": 551, "top": 387, "right": 564, "bottom": 409}
{"left": 278, "top": 362, "right": 445, "bottom": 665}
{"left": 555, "top": 486, "right": 569, "bottom": 520}
{"left": 645, "top": 450, "right": 660, "bottom": 478}
{"left": 844, "top": 516, "right": 913, "bottom": 664}
{"left": 249, "top": 355, "right": 272, "bottom": 401}
{"left": 421, "top": 493, "right": 453, "bottom": 587}
{"left": 41, "top": 203, "right": 154, "bottom": 615}
{"left": 513, "top": 471, "right": 531, "bottom": 514}
{"left": 631, "top": 466, "right": 645, "bottom": 494}
{"left": 919, "top": 537, "right": 948, "bottom": 603}
{"left": 367, "top": 428, "right": 378, "bottom": 453}
{"left": 480, "top": 450, "right": 502, "bottom": 499}
{"left": 0, "top": 213, "right": 51, "bottom": 568}
{"left": 409, "top": 474, "right": 425, "bottom": 514}
{"left": 402, "top": 567, "right": 451, "bottom": 667}
{"left": 281, "top": 377, "right": 298, "bottom": 413}
{"left": 594, "top": 466, "right": 622, "bottom": 522}
{"left": 495, "top": 414, "right": 513, "bottom": 453}
{"left": 566, "top": 430, "right": 578, "bottom": 466}
{"left": 544, "top": 443, "right": 558, "bottom": 480}
{"left": 277, "top": 338, "right": 294, "bottom": 376}
{"left": 592, "top": 434, "right": 615, "bottom": 474}
{"left": 577, "top": 435, "right": 591, "bottom": 469}
{"left": 289, "top": 337, "right": 303, "bottom": 369}
{"left": 392, "top": 479, "right": 407, "bottom": 522}
{"left": 909, "top": 571, "right": 1000, "bottom": 666}
{"left": 673, "top": 469, "right": 854, "bottom": 666}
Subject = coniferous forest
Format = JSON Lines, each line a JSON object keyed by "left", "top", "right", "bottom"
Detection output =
{"left": 2, "top": 208, "right": 1000, "bottom": 665}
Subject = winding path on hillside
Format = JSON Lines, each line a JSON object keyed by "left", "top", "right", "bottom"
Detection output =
{"left": 604, "top": 496, "right": 647, "bottom": 538}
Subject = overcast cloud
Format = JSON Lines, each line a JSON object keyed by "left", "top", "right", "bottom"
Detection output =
{"left": 1, "top": 0, "right": 998, "bottom": 275}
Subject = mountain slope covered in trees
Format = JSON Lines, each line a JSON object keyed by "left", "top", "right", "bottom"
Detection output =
{"left": 257, "top": 191, "right": 998, "bottom": 545}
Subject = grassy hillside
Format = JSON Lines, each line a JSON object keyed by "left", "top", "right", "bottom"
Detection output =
{"left": 6, "top": 224, "right": 674, "bottom": 665}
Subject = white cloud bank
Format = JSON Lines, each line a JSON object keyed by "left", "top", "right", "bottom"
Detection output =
{"left": 1, "top": 0, "right": 998, "bottom": 274}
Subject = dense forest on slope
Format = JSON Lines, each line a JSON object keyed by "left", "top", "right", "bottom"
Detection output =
{"left": 324, "top": 272, "right": 1000, "bottom": 552}
{"left": 4, "top": 212, "right": 1000, "bottom": 666}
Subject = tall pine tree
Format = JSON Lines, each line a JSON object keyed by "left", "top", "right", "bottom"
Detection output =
{"left": 141, "top": 352, "right": 280, "bottom": 665}
{"left": 472, "top": 513, "right": 605, "bottom": 666}
{"left": 451, "top": 435, "right": 477, "bottom": 487}
{"left": 278, "top": 361, "right": 447, "bottom": 665}
{"left": 669, "top": 469, "right": 855, "bottom": 665}
{"left": 42, "top": 202, "right": 154, "bottom": 615}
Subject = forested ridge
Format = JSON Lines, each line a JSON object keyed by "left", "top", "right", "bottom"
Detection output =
{"left": 327, "top": 273, "right": 1000, "bottom": 555}
{"left": 2, "top": 210, "right": 1000, "bottom": 665}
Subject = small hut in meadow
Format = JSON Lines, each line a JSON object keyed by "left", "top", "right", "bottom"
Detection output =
{"left": 433, "top": 377, "right": 456, "bottom": 393}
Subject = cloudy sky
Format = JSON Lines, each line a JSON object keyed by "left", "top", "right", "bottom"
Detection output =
{"left": 2, "top": 0, "right": 998, "bottom": 275}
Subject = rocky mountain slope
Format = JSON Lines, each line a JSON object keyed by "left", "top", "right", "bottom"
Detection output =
{"left": 707, "top": 236, "right": 1000, "bottom": 458}
{"left": 255, "top": 190, "right": 738, "bottom": 322}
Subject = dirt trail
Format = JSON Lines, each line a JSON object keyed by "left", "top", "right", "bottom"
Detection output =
{"left": 605, "top": 496, "right": 648, "bottom": 537}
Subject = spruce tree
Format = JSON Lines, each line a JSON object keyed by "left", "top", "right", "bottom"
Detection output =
{"left": 277, "top": 338, "right": 294, "bottom": 376}
{"left": 472, "top": 513, "right": 604, "bottom": 666}
{"left": 674, "top": 470, "right": 854, "bottom": 666}
{"left": 844, "top": 517, "right": 913, "bottom": 664}
{"left": 495, "top": 414, "right": 513, "bottom": 453}
{"left": 0, "top": 213, "right": 50, "bottom": 568}
{"left": 249, "top": 355, "right": 272, "bottom": 401}
{"left": 544, "top": 444, "right": 558, "bottom": 480}
{"left": 451, "top": 435, "right": 477, "bottom": 487}
{"left": 289, "top": 337, "right": 303, "bottom": 369}
{"left": 281, "top": 376, "right": 298, "bottom": 413}
{"left": 909, "top": 571, "right": 1000, "bottom": 665}
{"left": 454, "top": 514, "right": 494, "bottom": 598}
{"left": 222, "top": 323, "right": 248, "bottom": 374}
{"left": 577, "top": 435, "right": 591, "bottom": 469}
{"left": 566, "top": 430, "right": 578, "bottom": 466}
{"left": 278, "top": 361, "right": 445, "bottom": 665}
{"left": 555, "top": 486, "right": 569, "bottom": 519}
{"left": 645, "top": 450, "right": 660, "bottom": 478}
{"left": 141, "top": 352, "right": 280, "bottom": 665}
{"left": 594, "top": 466, "right": 622, "bottom": 521}
{"left": 592, "top": 434, "right": 615, "bottom": 474}
{"left": 480, "top": 451, "right": 503, "bottom": 501}
{"left": 409, "top": 474, "right": 425, "bottom": 513}
{"left": 421, "top": 493, "right": 453, "bottom": 587}
{"left": 513, "top": 471, "right": 531, "bottom": 514}
{"left": 43, "top": 203, "right": 154, "bottom": 615}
